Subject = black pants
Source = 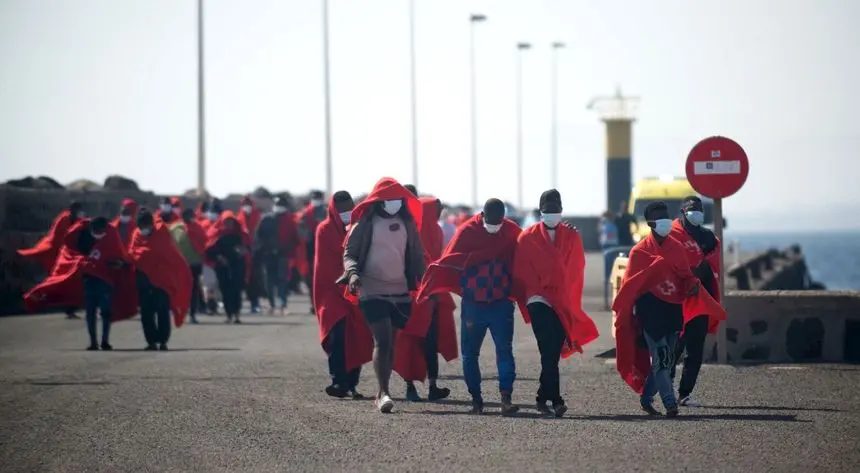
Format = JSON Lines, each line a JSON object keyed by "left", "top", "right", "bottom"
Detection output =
{"left": 83, "top": 276, "right": 112, "bottom": 346}
{"left": 247, "top": 252, "right": 265, "bottom": 309}
{"left": 527, "top": 302, "right": 566, "bottom": 404}
{"left": 189, "top": 263, "right": 203, "bottom": 318}
{"left": 263, "top": 252, "right": 289, "bottom": 308}
{"left": 328, "top": 319, "right": 362, "bottom": 390}
{"left": 305, "top": 244, "right": 315, "bottom": 302}
{"left": 216, "top": 261, "right": 245, "bottom": 316}
{"left": 424, "top": 309, "right": 440, "bottom": 380}
{"left": 672, "top": 314, "right": 709, "bottom": 398}
{"left": 137, "top": 272, "right": 171, "bottom": 345}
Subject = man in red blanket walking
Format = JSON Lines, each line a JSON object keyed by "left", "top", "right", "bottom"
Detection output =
{"left": 512, "top": 189, "right": 599, "bottom": 417}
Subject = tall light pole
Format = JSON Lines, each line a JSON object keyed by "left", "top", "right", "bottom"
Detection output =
{"left": 322, "top": 0, "right": 334, "bottom": 197}
{"left": 515, "top": 42, "right": 531, "bottom": 210}
{"left": 408, "top": 0, "right": 419, "bottom": 189}
{"left": 196, "top": 0, "right": 206, "bottom": 195}
{"left": 468, "top": 13, "right": 486, "bottom": 209}
{"left": 550, "top": 41, "right": 565, "bottom": 191}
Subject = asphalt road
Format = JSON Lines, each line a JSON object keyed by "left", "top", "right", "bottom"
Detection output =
{"left": 1, "top": 254, "right": 858, "bottom": 472}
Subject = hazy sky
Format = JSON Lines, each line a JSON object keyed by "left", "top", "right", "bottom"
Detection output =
{"left": 1, "top": 0, "right": 858, "bottom": 231}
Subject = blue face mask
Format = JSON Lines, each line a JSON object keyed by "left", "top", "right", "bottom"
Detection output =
{"left": 540, "top": 213, "right": 562, "bottom": 229}
{"left": 652, "top": 219, "right": 672, "bottom": 237}
{"left": 685, "top": 210, "right": 704, "bottom": 227}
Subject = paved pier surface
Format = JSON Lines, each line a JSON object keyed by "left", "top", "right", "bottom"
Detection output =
{"left": 1, "top": 254, "right": 858, "bottom": 472}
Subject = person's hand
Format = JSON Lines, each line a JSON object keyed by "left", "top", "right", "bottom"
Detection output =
{"left": 348, "top": 274, "right": 361, "bottom": 295}
{"left": 561, "top": 221, "right": 577, "bottom": 231}
{"left": 687, "top": 281, "right": 700, "bottom": 296}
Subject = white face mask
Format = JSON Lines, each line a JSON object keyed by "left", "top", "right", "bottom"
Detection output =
{"left": 339, "top": 211, "right": 352, "bottom": 225}
{"left": 207, "top": 212, "right": 218, "bottom": 221}
{"left": 76, "top": 211, "right": 86, "bottom": 219}
{"left": 652, "top": 219, "right": 673, "bottom": 237}
{"left": 139, "top": 228, "right": 152, "bottom": 237}
{"left": 119, "top": 215, "right": 131, "bottom": 224}
{"left": 273, "top": 206, "right": 286, "bottom": 214}
{"left": 91, "top": 231, "right": 105, "bottom": 240}
{"left": 685, "top": 210, "right": 704, "bottom": 227}
{"left": 540, "top": 213, "right": 562, "bottom": 229}
{"left": 160, "top": 204, "right": 172, "bottom": 213}
{"left": 241, "top": 205, "right": 252, "bottom": 214}
{"left": 383, "top": 200, "right": 402, "bottom": 215}
{"left": 484, "top": 223, "right": 502, "bottom": 234}
{"left": 311, "top": 199, "right": 324, "bottom": 207}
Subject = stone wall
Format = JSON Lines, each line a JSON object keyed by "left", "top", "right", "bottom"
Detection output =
{"left": 704, "top": 291, "right": 860, "bottom": 363}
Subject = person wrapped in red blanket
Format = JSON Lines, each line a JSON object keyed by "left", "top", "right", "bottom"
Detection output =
{"left": 298, "top": 190, "right": 329, "bottom": 313}
{"left": 130, "top": 210, "right": 193, "bottom": 351}
{"left": 254, "top": 196, "right": 300, "bottom": 314}
{"left": 238, "top": 195, "right": 265, "bottom": 313}
{"left": 24, "top": 217, "right": 138, "bottom": 350}
{"left": 337, "top": 177, "right": 426, "bottom": 414}
{"left": 612, "top": 201, "right": 726, "bottom": 417}
{"left": 512, "top": 189, "right": 599, "bottom": 417}
{"left": 18, "top": 201, "right": 86, "bottom": 319}
{"left": 205, "top": 210, "right": 251, "bottom": 323}
{"left": 111, "top": 198, "right": 139, "bottom": 245}
{"left": 416, "top": 198, "right": 522, "bottom": 415}
{"left": 169, "top": 208, "right": 208, "bottom": 324}
{"left": 668, "top": 195, "right": 723, "bottom": 407}
{"left": 399, "top": 189, "right": 457, "bottom": 402}
{"left": 313, "top": 190, "right": 373, "bottom": 399}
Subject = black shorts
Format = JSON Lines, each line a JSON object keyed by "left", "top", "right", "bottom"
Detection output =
{"left": 359, "top": 298, "right": 412, "bottom": 330}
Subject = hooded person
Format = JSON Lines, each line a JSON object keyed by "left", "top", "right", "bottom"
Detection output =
{"left": 196, "top": 200, "right": 216, "bottom": 231}
{"left": 238, "top": 195, "right": 264, "bottom": 313}
{"left": 205, "top": 210, "right": 251, "bottom": 323}
{"left": 18, "top": 201, "right": 86, "bottom": 319}
{"left": 24, "top": 216, "right": 138, "bottom": 350}
{"left": 668, "top": 196, "right": 722, "bottom": 407}
{"left": 313, "top": 190, "right": 373, "bottom": 399}
{"left": 416, "top": 198, "right": 522, "bottom": 415}
{"left": 111, "top": 198, "right": 139, "bottom": 245}
{"left": 612, "top": 201, "right": 726, "bottom": 418}
{"left": 512, "top": 189, "right": 599, "bottom": 417}
{"left": 399, "top": 194, "right": 457, "bottom": 402}
{"left": 254, "top": 196, "right": 299, "bottom": 314}
{"left": 337, "top": 177, "right": 426, "bottom": 413}
{"left": 130, "top": 210, "right": 193, "bottom": 350}
{"left": 298, "top": 190, "right": 329, "bottom": 313}
{"left": 170, "top": 208, "right": 208, "bottom": 324}
{"left": 156, "top": 197, "right": 179, "bottom": 225}
{"left": 199, "top": 198, "right": 226, "bottom": 314}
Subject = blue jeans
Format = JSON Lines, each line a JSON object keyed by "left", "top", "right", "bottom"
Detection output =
{"left": 460, "top": 298, "right": 516, "bottom": 400}
{"left": 641, "top": 331, "right": 679, "bottom": 409}
{"left": 83, "top": 276, "right": 113, "bottom": 346}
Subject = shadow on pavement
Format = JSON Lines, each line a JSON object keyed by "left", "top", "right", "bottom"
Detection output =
{"left": 27, "top": 381, "right": 113, "bottom": 386}
{"left": 702, "top": 405, "right": 842, "bottom": 412}
{"left": 439, "top": 375, "right": 538, "bottom": 382}
{"left": 109, "top": 348, "right": 241, "bottom": 352}
{"left": 413, "top": 410, "right": 807, "bottom": 422}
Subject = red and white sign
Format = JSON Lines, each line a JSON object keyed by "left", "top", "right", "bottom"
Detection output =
{"left": 685, "top": 136, "right": 749, "bottom": 199}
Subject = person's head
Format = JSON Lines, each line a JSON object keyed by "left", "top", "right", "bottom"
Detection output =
{"left": 119, "top": 199, "right": 136, "bottom": 223}
{"left": 199, "top": 201, "right": 211, "bottom": 214}
{"left": 69, "top": 201, "right": 84, "bottom": 221}
{"left": 680, "top": 195, "right": 705, "bottom": 227}
{"left": 643, "top": 201, "right": 671, "bottom": 237}
{"left": 90, "top": 216, "right": 109, "bottom": 239}
{"left": 182, "top": 208, "right": 196, "bottom": 224}
{"left": 241, "top": 196, "right": 253, "bottom": 214}
{"left": 309, "top": 190, "right": 325, "bottom": 206}
{"left": 602, "top": 210, "right": 614, "bottom": 220}
{"left": 618, "top": 200, "right": 628, "bottom": 214}
{"left": 404, "top": 184, "right": 418, "bottom": 196}
{"left": 137, "top": 210, "right": 155, "bottom": 236}
{"left": 160, "top": 197, "right": 172, "bottom": 213}
{"left": 482, "top": 198, "right": 506, "bottom": 233}
{"left": 272, "top": 197, "right": 288, "bottom": 215}
{"left": 223, "top": 216, "right": 238, "bottom": 232}
{"left": 333, "top": 190, "right": 355, "bottom": 225}
{"left": 539, "top": 189, "right": 563, "bottom": 229}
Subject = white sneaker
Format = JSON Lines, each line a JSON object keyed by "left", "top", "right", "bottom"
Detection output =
{"left": 376, "top": 395, "right": 394, "bottom": 413}
{"left": 679, "top": 395, "right": 701, "bottom": 407}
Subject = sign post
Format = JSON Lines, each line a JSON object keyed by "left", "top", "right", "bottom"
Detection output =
{"left": 685, "top": 136, "right": 749, "bottom": 364}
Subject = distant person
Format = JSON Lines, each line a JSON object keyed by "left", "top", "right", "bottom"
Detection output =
{"left": 313, "top": 190, "right": 372, "bottom": 399}
{"left": 611, "top": 201, "right": 725, "bottom": 417}
{"left": 205, "top": 211, "right": 251, "bottom": 324}
{"left": 157, "top": 197, "right": 178, "bottom": 225}
{"left": 615, "top": 200, "right": 637, "bottom": 245}
{"left": 298, "top": 190, "right": 328, "bottom": 314}
{"left": 339, "top": 178, "right": 426, "bottom": 414}
{"left": 669, "top": 196, "right": 722, "bottom": 408}
{"left": 403, "top": 184, "right": 418, "bottom": 196}
{"left": 512, "top": 189, "right": 599, "bottom": 417}
{"left": 417, "top": 198, "right": 521, "bottom": 415}
{"left": 129, "top": 210, "right": 192, "bottom": 351}
{"left": 17, "top": 201, "right": 86, "bottom": 319}
{"left": 170, "top": 208, "right": 208, "bottom": 324}
{"left": 255, "top": 197, "right": 299, "bottom": 314}
{"left": 111, "top": 199, "right": 139, "bottom": 245}
{"left": 521, "top": 208, "right": 540, "bottom": 229}
{"left": 238, "top": 196, "right": 263, "bottom": 313}
{"left": 439, "top": 208, "right": 457, "bottom": 247}
{"left": 598, "top": 210, "right": 619, "bottom": 249}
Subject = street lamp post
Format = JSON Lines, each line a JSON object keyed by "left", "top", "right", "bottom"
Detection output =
{"left": 515, "top": 42, "right": 531, "bottom": 210}
{"left": 468, "top": 13, "right": 486, "bottom": 209}
{"left": 196, "top": 0, "right": 206, "bottom": 195}
{"left": 409, "top": 0, "right": 418, "bottom": 189}
{"left": 550, "top": 41, "right": 565, "bottom": 191}
{"left": 322, "top": 0, "right": 334, "bottom": 197}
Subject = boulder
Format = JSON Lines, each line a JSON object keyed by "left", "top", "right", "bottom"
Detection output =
{"left": 103, "top": 175, "right": 139, "bottom": 191}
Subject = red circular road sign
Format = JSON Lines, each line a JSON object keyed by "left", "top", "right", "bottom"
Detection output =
{"left": 685, "top": 136, "right": 749, "bottom": 199}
